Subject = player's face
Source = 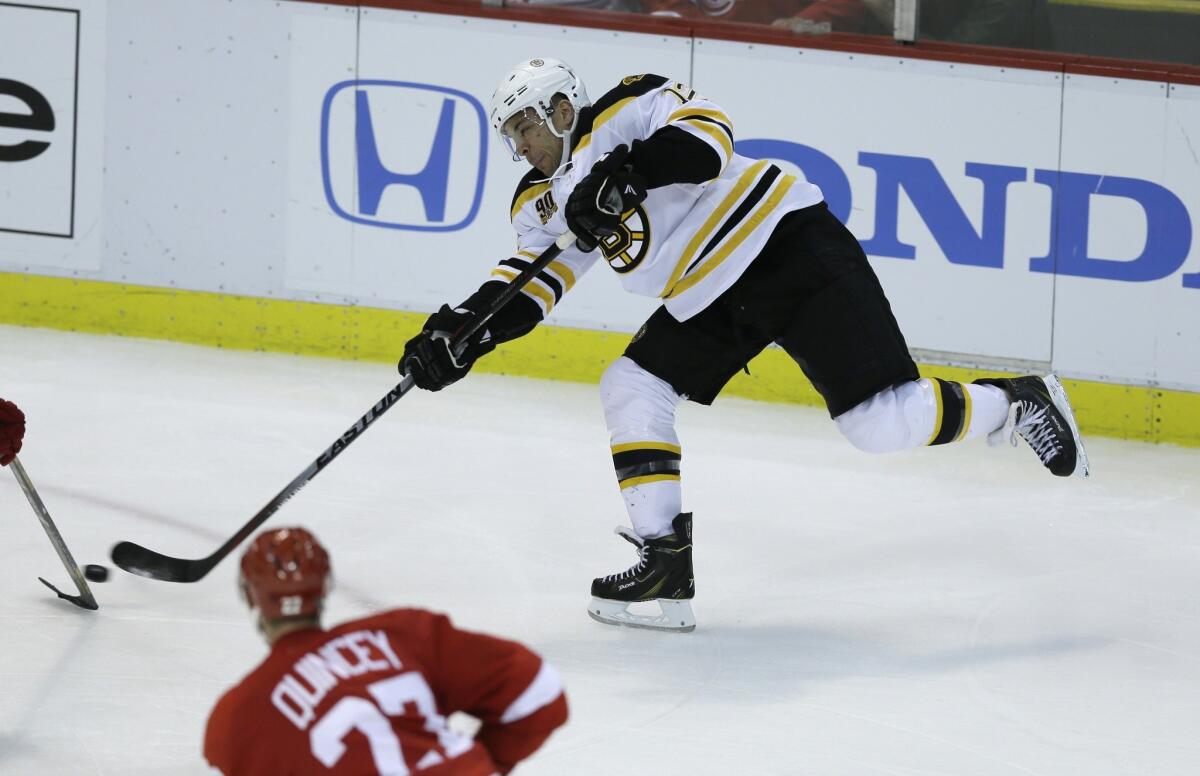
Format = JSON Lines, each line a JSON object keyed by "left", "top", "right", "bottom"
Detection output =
{"left": 503, "top": 101, "right": 574, "bottom": 177}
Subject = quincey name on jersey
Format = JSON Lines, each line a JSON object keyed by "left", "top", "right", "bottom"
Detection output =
{"left": 204, "top": 609, "right": 567, "bottom": 776}
{"left": 271, "top": 628, "right": 403, "bottom": 729}
{"left": 498, "top": 74, "right": 823, "bottom": 322}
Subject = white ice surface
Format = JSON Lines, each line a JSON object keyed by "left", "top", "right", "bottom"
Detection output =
{"left": 1, "top": 325, "right": 1198, "bottom": 775}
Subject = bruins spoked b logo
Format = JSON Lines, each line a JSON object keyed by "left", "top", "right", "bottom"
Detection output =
{"left": 599, "top": 205, "right": 650, "bottom": 274}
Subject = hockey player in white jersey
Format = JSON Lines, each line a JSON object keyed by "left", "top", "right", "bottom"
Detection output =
{"left": 401, "top": 57, "right": 1089, "bottom": 633}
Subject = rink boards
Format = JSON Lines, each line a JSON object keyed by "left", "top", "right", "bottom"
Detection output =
{"left": 0, "top": 0, "right": 1197, "bottom": 444}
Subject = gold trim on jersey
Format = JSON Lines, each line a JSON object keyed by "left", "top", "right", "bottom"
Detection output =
{"left": 611, "top": 441, "right": 683, "bottom": 455}
{"left": 667, "top": 107, "right": 733, "bottom": 132}
{"left": 677, "top": 118, "right": 733, "bottom": 165}
{"left": 660, "top": 160, "right": 769, "bottom": 298}
{"left": 573, "top": 96, "right": 636, "bottom": 156}
{"left": 517, "top": 250, "right": 577, "bottom": 293}
{"left": 547, "top": 260, "right": 577, "bottom": 292}
{"left": 511, "top": 182, "right": 551, "bottom": 222}
{"left": 667, "top": 174, "right": 796, "bottom": 299}
{"left": 619, "top": 473, "right": 681, "bottom": 489}
{"left": 491, "top": 266, "right": 557, "bottom": 313}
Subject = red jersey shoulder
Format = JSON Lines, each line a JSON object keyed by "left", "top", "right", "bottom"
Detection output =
{"left": 338, "top": 606, "right": 447, "bottom": 637}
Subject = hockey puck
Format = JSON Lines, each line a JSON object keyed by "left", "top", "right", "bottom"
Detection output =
{"left": 84, "top": 564, "right": 110, "bottom": 583}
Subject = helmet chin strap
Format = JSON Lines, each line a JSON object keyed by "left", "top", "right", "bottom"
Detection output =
{"left": 509, "top": 102, "right": 582, "bottom": 183}
{"left": 538, "top": 107, "right": 580, "bottom": 182}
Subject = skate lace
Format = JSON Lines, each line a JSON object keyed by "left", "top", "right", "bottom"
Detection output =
{"left": 602, "top": 527, "right": 650, "bottom": 583}
{"left": 1006, "top": 400, "right": 1061, "bottom": 463}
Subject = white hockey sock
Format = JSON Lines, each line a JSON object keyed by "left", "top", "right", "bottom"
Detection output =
{"left": 960, "top": 382, "right": 1010, "bottom": 440}
{"left": 601, "top": 357, "right": 683, "bottom": 539}
{"left": 834, "top": 378, "right": 1011, "bottom": 453}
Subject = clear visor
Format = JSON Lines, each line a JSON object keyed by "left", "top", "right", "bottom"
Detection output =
{"left": 499, "top": 108, "right": 547, "bottom": 159}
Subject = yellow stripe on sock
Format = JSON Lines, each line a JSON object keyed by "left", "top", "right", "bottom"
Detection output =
{"left": 611, "top": 441, "right": 682, "bottom": 455}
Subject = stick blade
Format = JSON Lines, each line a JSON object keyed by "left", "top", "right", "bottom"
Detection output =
{"left": 110, "top": 541, "right": 212, "bottom": 583}
{"left": 37, "top": 577, "right": 99, "bottom": 610}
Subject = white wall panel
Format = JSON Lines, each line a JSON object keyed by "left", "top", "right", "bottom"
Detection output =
{"left": 284, "top": 4, "right": 360, "bottom": 303}
{"left": 97, "top": 0, "right": 296, "bottom": 293}
{"left": 1052, "top": 74, "right": 1199, "bottom": 388}
{"left": 1157, "top": 82, "right": 1200, "bottom": 389}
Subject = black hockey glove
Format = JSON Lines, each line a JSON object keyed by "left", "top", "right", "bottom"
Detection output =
{"left": 400, "top": 305, "right": 496, "bottom": 391}
{"left": 564, "top": 144, "right": 648, "bottom": 253}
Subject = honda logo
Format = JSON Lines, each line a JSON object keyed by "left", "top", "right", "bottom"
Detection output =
{"left": 320, "top": 80, "right": 488, "bottom": 232}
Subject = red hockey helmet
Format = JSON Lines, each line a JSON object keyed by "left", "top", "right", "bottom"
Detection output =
{"left": 239, "top": 526, "right": 332, "bottom": 620}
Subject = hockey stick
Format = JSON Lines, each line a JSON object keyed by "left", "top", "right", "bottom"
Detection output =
{"left": 9, "top": 456, "right": 99, "bottom": 610}
{"left": 110, "top": 231, "right": 578, "bottom": 583}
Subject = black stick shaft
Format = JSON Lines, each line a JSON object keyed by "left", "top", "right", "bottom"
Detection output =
{"left": 452, "top": 232, "right": 574, "bottom": 346}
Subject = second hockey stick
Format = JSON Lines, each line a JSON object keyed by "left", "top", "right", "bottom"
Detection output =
{"left": 110, "top": 231, "right": 577, "bottom": 583}
{"left": 10, "top": 455, "right": 99, "bottom": 610}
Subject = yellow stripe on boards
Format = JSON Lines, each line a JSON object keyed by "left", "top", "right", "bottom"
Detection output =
{"left": 925, "top": 378, "right": 945, "bottom": 446}
{"left": 573, "top": 96, "right": 635, "bottom": 156}
{"left": 660, "top": 160, "right": 769, "bottom": 298}
{"left": 0, "top": 271, "right": 430, "bottom": 362}
{"left": 611, "top": 441, "right": 682, "bottom": 455}
{"left": 511, "top": 183, "right": 550, "bottom": 222}
{"left": 679, "top": 118, "right": 733, "bottom": 167}
{"left": 667, "top": 175, "right": 796, "bottom": 299}
{"left": 1, "top": 271, "right": 1197, "bottom": 447}
{"left": 955, "top": 384, "right": 974, "bottom": 442}
{"left": 619, "top": 473, "right": 682, "bottom": 489}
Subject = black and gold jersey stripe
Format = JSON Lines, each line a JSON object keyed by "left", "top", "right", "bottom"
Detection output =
{"left": 489, "top": 249, "right": 577, "bottom": 315}
{"left": 666, "top": 106, "right": 734, "bottom": 162}
{"left": 570, "top": 74, "right": 670, "bottom": 157}
{"left": 660, "top": 161, "right": 796, "bottom": 299}
{"left": 510, "top": 168, "right": 551, "bottom": 223}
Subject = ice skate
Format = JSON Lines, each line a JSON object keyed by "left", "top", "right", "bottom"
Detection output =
{"left": 588, "top": 512, "right": 695, "bottom": 633}
{"left": 975, "top": 375, "right": 1090, "bottom": 478}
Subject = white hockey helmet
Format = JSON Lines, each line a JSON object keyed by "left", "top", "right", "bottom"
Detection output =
{"left": 490, "top": 57, "right": 590, "bottom": 163}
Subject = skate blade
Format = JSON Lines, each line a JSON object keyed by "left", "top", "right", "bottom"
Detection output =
{"left": 587, "top": 597, "right": 695, "bottom": 633}
{"left": 1044, "top": 375, "right": 1090, "bottom": 479}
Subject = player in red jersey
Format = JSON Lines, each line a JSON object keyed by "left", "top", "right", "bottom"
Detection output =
{"left": 204, "top": 527, "right": 568, "bottom": 775}
{"left": 0, "top": 398, "right": 25, "bottom": 466}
